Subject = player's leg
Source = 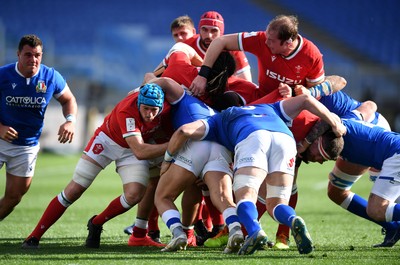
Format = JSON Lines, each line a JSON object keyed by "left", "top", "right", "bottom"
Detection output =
{"left": 86, "top": 160, "right": 150, "bottom": 248}
{"left": 181, "top": 183, "right": 202, "bottom": 247}
{"left": 203, "top": 170, "right": 243, "bottom": 254}
{"left": 0, "top": 173, "right": 32, "bottom": 220}
{"left": 155, "top": 164, "right": 197, "bottom": 252}
{"left": 22, "top": 156, "right": 102, "bottom": 249}
{"left": 0, "top": 142, "right": 39, "bottom": 220}
{"left": 127, "top": 175, "right": 165, "bottom": 247}
{"left": 366, "top": 155, "right": 400, "bottom": 247}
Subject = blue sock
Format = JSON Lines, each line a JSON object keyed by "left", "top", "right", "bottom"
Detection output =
{"left": 347, "top": 194, "right": 399, "bottom": 230}
{"left": 394, "top": 204, "right": 400, "bottom": 221}
{"left": 273, "top": 204, "right": 296, "bottom": 227}
{"left": 236, "top": 200, "right": 261, "bottom": 236}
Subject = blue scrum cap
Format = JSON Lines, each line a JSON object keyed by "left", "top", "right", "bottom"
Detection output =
{"left": 137, "top": 83, "right": 165, "bottom": 114}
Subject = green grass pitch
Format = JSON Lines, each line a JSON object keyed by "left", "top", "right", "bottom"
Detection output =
{"left": 0, "top": 152, "right": 398, "bottom": 264}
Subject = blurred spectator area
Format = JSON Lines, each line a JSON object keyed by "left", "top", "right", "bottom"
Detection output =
{"left": 0, "top": 0, "right": 399, "bottom": 151}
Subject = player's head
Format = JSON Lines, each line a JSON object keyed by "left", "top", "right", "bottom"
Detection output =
{"left": 198, "top": 11, "right": 224, "bottom": 48}
{"left": 205, "top": 51, "right": 235, "bottom": 99}
{"left": 212, "top": 91, "right": 244, "bottom": 112}
{"left": 170, "top": 15, "right": 196, "bottom": 43}
{"left": 17, "top": 34, "right": 44, "bottom": 78}
{"left": 301, "top": 130, "right": 344, "bottom": 164}
{"left": 265, "top": 15, "right": 299, "bottom": 55}
{"left": 137, "top": 83, "right": 165, "bottom": 120}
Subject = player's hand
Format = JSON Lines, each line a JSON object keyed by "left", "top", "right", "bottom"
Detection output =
{"left": 160, "top": 160, "right": 171, "bottom": 176}
{"left": 58, "top": 121, "right": 75, "bottom": 144}
{"left": 189, "top": 75, "right": 207, "bottom": 96}
{"left": 296, "top": 140, "right": 309, "bottom": 154}
{"left": 331, "top": 114, "right": 346, "bottom": 137}
{"left": 278, "top": 83, "right": 292, "bottom": 98}
{"left": 0, "top": 124, "right": 18, "bottom": 142}
{"left": 294, "top": 84, "right": 310, "bottom": 96}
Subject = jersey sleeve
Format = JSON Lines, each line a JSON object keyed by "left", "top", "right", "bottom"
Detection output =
{"left": 52, "top": 69, "right": 67, "bottom": 98}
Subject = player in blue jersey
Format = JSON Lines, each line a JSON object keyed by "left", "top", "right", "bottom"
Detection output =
{"left": 299, "top": 117, "right": 400, "bottom": 248}
{"left": 145, "top": 76, "right": 243, "bottom": 253}
{"left": 0, "top": 34, "right": 77, "bottom": 221}
{"left": 162, "top": 93, "right": 345, "bottom": 255}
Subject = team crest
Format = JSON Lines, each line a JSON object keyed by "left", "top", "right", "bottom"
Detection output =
{"left": 295, "top": 65, "right": 303, "bottom": 74}
{"left": 36, "top": 80, "right": 47, "bottom": 93}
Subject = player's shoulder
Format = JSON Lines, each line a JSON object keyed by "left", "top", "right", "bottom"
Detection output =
{"left": 183, "top": 35, "right": 200, "bottom": 46}
{"left": 0, "top": 62, "right": 15, "bottom": 75}
{"left": 299, "top": 35, "right": 322, "bottom": 56}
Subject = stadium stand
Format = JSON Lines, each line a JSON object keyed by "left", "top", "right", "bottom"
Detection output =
{"left": 1, "top": 0, "right": 399, "bottom": 151}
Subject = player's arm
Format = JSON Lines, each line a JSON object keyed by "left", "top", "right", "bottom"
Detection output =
{"left": 281, "top": 94, "right": 346, "bottom": 138}
{"left": 0, "top": 122, "right": 18, "bottom": 142}
{"left": 356, "top": 100, "right": 378, "bottom": 122}
{"left": 236, "top": 68, "right": 252, "bottom": 82}
{"left": 57, "top": 85, "right": 78, "bottom": 143}
{"left": 294, "top": 75, "right": 347, "bottom": 99}
{"left": 147, "top": 76, "right": 185, "bottom": 103}
{"left": 297, "top": 118, "right": 332, "bottom": 154}
{"left": 125, "top": 135, "right": 168, "bottom": 160}
{"left": 165, "top": 120, "right": 206, "bottom": 159}
{"left": 189, "top": 34, "right": 239, "bottom": 96}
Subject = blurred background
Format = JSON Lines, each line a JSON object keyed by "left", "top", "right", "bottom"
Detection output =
{"left": 1, "top": 0, "right": 399, "bottom": 153}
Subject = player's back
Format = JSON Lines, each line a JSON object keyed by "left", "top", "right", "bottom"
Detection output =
{"left": 341, "top": 119, "right": 400, "bottom": 169}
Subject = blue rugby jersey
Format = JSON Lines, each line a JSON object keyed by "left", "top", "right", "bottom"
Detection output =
{"left": 0, "top": 63, "right": 67, "bottom": 146}
{"left": 171, "top": 91, "right": 216, "bottom": 130}
{"left": 202, "top": 102, "right": 293, "bottom": 152}
{"left": 341, "top": 119, "right": 400, "bottom": 170}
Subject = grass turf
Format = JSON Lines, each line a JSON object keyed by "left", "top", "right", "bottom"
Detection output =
{"left": 0, "top": 152, "right": 398, "bottom": 264}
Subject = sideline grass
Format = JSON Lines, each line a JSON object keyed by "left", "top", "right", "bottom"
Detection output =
{"left": 0, "top": 152, "right": 398, "bottom": 264}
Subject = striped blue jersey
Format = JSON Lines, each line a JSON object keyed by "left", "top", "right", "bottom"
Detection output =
{"left": 0, "top": 63, "right": 67, "bottom": 146}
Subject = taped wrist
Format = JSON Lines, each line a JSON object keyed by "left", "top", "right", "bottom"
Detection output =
{"left": 198, "top": 65, "right": 212, "bottom": 79}
{"left": 65, "top": 114, "right": 76, "bottom": 123}
{"left": 308, "top": 80, "right": 333, "bottom": 98}
{"left": 164, "top": 150, "right": 174, "bottom": 162}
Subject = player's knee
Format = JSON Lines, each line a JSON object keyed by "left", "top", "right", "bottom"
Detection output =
{"left": 266, "top": 185, "right": 291, "bottom": 201}
{"left": 233, "top": 174, "right": 262, "bottom": 193}
{"left": 123, "top": 183, "right": 147, "bottom": 205}
{"left": 366, "top": 204, "right": 385, "bottom": 222}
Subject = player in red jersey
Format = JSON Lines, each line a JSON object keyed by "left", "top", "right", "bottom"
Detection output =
{"left": 125, "top": 15, "right": 198, "bottom": 246}
{"left": 189, "top": 15, "right": 325, "bottom": 248}
{"left": 22, "top": 83, "right": 173, "bottom": 249}
{"left": 190, "top": 14, "right": 325, "bottom": 98}
{"left": 178, "top": 11, "right": 252, "bottom": 82}
{"left": 161, "top": 43, "right": 240, "bottom": 245}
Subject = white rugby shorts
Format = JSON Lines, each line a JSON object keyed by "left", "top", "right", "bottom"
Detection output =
{"left": 233, "top": 130, "right": 296, "bottom": 175}
{"left": 0, "top": 139, "right": 40, "bottom": 177}
{"left": 173, "top": 139, "right": 232, "bottom": 179}
{"left": 371, "top": 153, "right": 400, "bottom": 201}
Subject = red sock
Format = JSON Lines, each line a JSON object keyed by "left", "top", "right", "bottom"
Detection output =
{"left": 132, "top": 226, "right": 147, "bottom": 238}
{"left": 184, "top": 227, "right": 195, "bottom": 238}
{"left": 256, "top": 199, "right": 267, "bottom": 220}
{"left": 147, "top": 205, "right": 159, "bottom": 231}
{"left": 276, "top": 192, "right": 298, "bottom": 238}
{"left": 92, "top": 196, "right": 130, "bottom": 225}
{"left": 196, "top": 197, "right": 204, "bottom": 221}
{"left": 29, "top": 196, "right": 67, "bottom": 240}
{"left": 203, "top": 195, "right": 223, "bottom": 227}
